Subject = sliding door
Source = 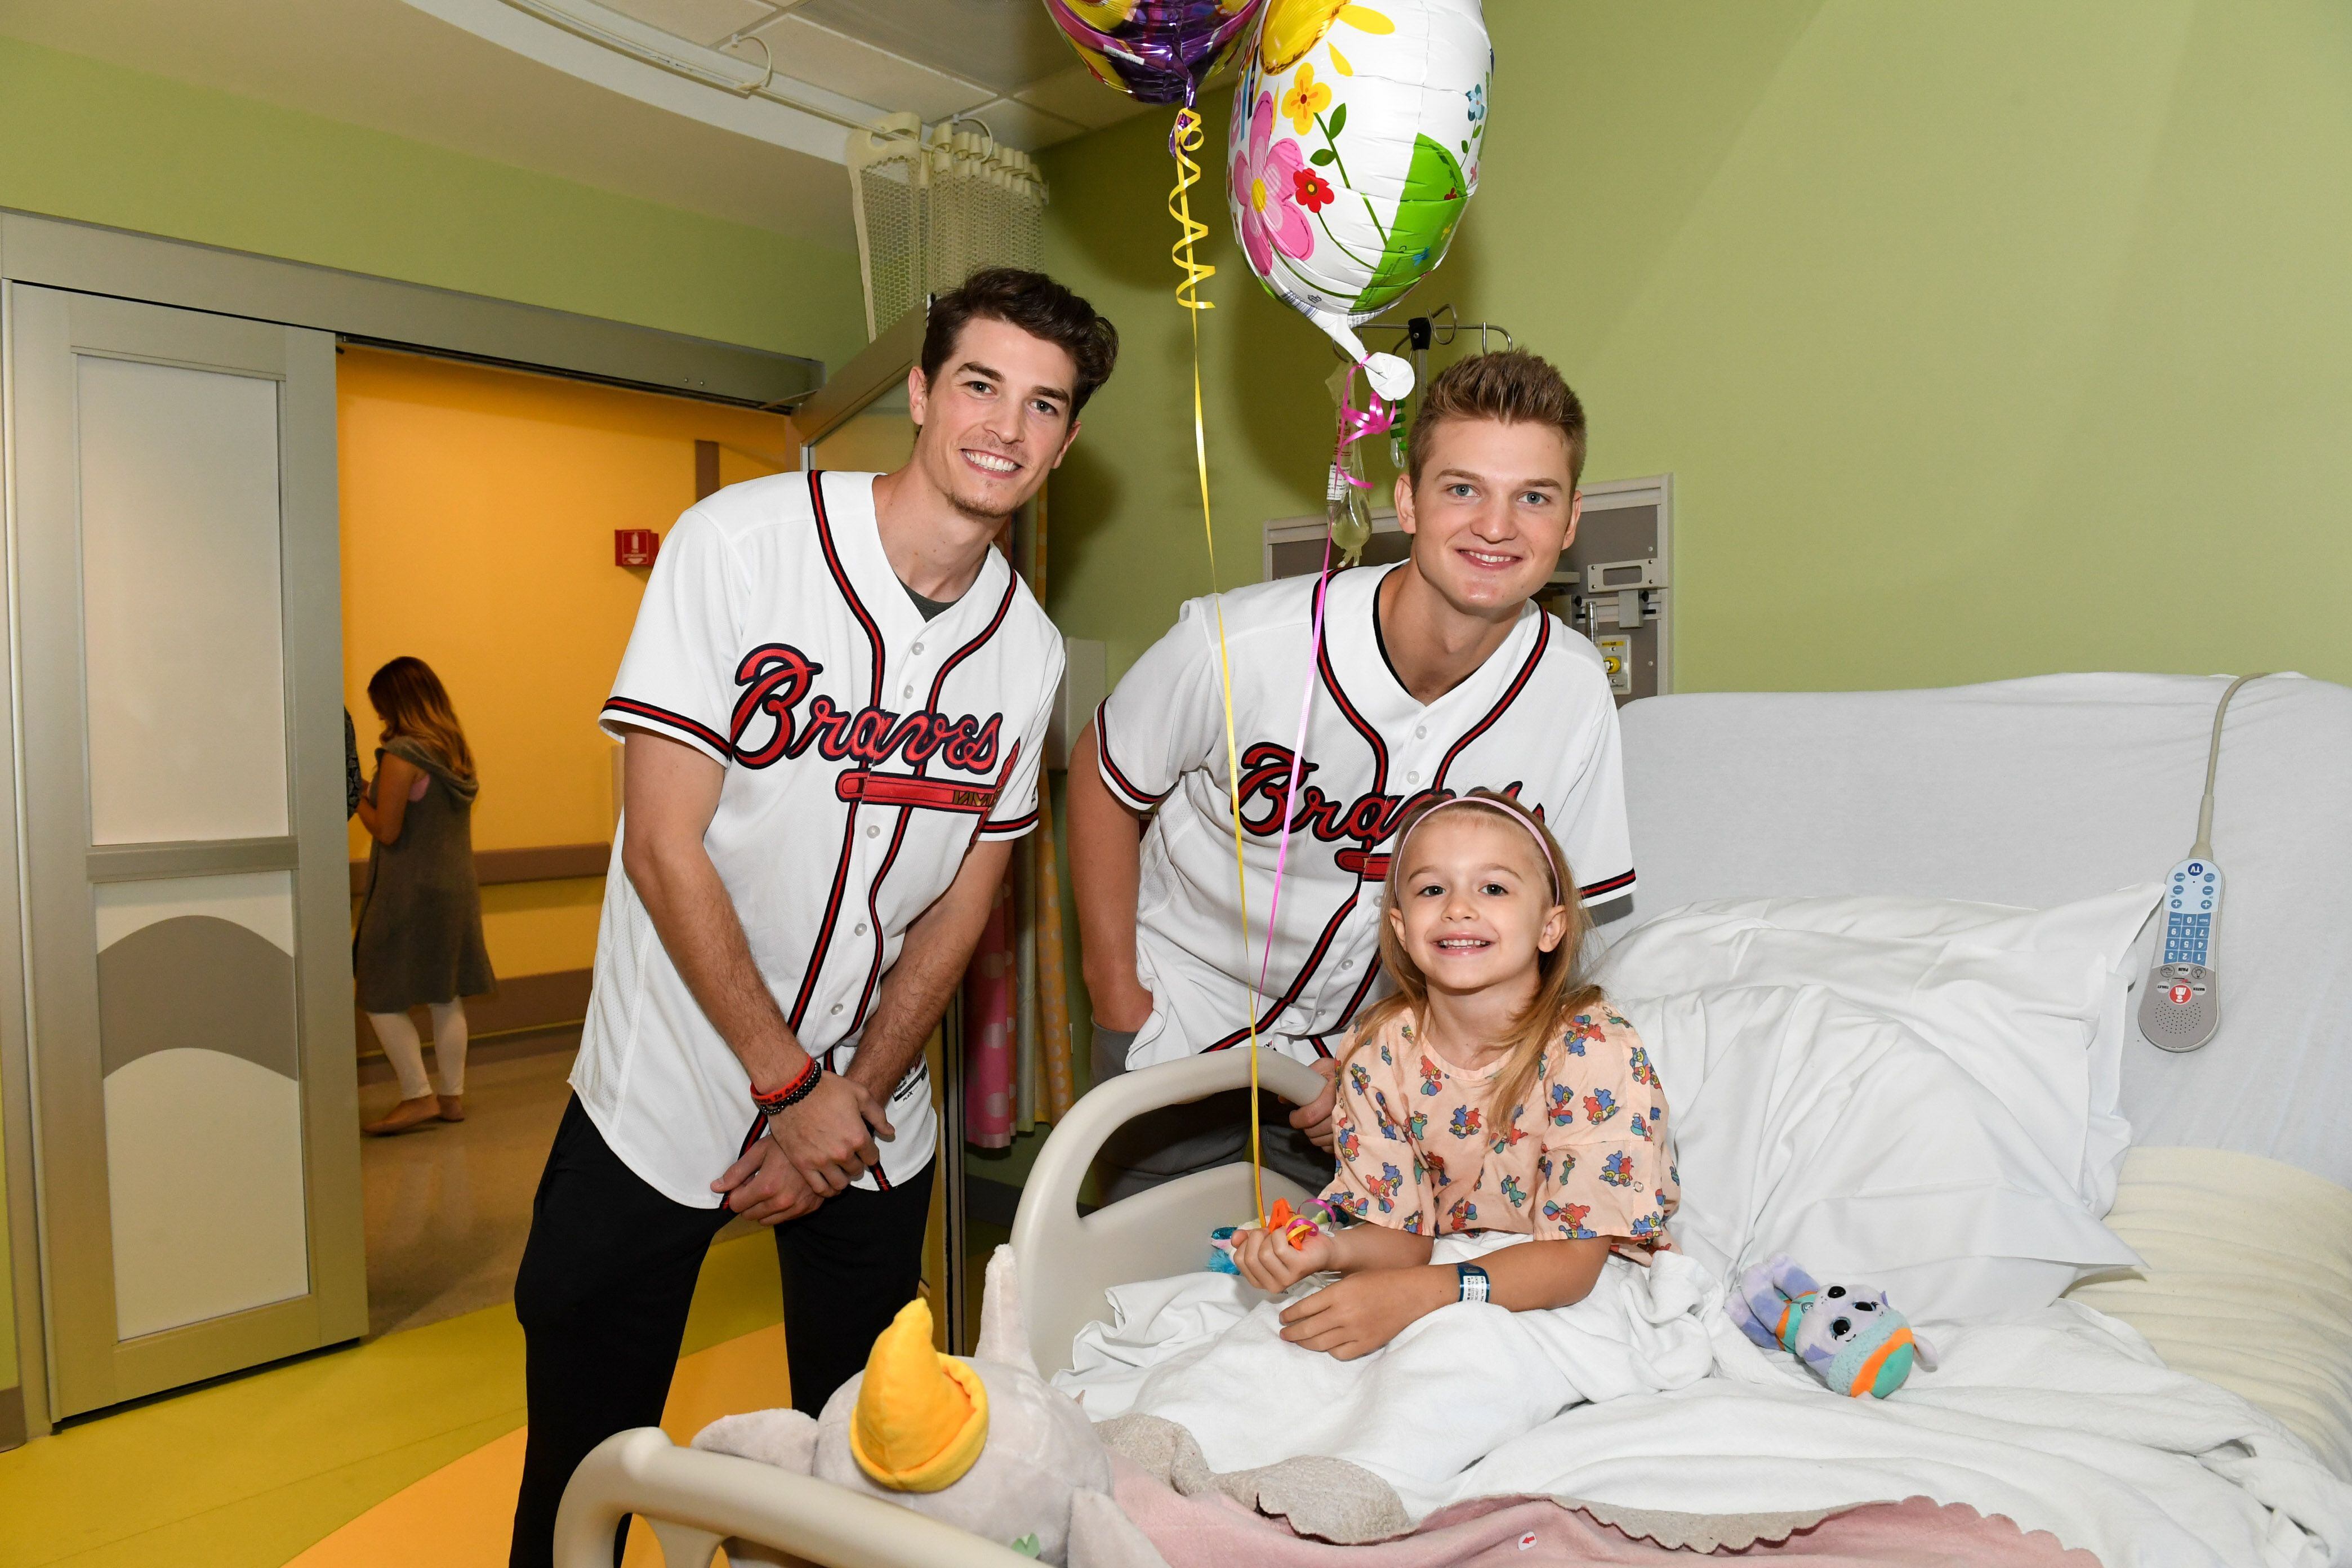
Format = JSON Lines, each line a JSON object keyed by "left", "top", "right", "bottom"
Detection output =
{"left": 8, "top": 283, "right": 364, "bottom": 1416}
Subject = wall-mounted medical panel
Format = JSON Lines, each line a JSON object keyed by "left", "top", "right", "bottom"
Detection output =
{"left": 1545, "top": 475, "right": 1673, "bottom": 706}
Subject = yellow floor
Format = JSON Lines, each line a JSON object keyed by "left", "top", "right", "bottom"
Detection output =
{"left": 0, "top": 1232, "right": 789, "bottom": 1568}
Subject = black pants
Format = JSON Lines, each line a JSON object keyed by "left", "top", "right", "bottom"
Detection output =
{"left": 506, "top": 1096, "right": 935, "bottom": 1568}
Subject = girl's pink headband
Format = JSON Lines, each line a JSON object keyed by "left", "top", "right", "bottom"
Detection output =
{"left": 1392, "top": 794, "right": 1564, "bottom": 901}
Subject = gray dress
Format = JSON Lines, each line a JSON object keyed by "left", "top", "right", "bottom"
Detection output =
{"left": 353, "top": 737, "right": 496, "bottom": 1012}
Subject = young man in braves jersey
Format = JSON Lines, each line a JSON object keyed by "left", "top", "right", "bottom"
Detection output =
{"left": 507, "top": 270, "right": 1117, "bottom": 1568}
{"left": 1070, "top": 351, "right": 1634, "bottom": 1198}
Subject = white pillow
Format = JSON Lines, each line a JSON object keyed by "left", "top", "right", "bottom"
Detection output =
{"left": 1615, "top": 985, "right": 2142, "bottom": 1327}
{"left": 1596, "top": 884, "right": 2159, "bottom": 1213}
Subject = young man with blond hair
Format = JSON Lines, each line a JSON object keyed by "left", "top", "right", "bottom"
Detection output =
{"left": 1070, "top": 351, "right": 1634, "bottom": 1194}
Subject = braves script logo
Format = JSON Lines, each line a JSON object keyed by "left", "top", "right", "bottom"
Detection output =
{"left": 729, "top": 643, "right": 1003, "bottom": 778}
{"left": 1231, "top": 741, "right": 1536, "bottom": 876}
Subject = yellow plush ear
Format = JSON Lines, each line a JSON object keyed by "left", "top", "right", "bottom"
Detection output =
{"left": 849, "top": 1298, "right": 990, "bottom": 1493}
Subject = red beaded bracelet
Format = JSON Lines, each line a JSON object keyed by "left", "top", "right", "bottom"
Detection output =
{"left": 751, "top": 1057, "right": 822, "bottom": 1116}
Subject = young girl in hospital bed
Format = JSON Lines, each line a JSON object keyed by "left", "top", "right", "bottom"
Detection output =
{"left": 1070, "top": 792, "right": 1714, "bottom": 1515}
{"left": 1229, "top": 789, "right": 1678, "bottom": 1351}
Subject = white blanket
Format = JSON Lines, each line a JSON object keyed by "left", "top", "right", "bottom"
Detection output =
{"left": 1455, "top": 1300, "right": 2352, "bottom": 1568}
{"left": 1061, "top": 1263, "right": 2352, "bottom": 1566}
{"left": 1063, "top": 1237, "right": 1718, "bottom": 1520}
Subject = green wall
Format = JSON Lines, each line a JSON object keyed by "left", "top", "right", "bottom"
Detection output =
{"left": 1040, "top": 0, "right": 2352, "bottom": 692}
{"left": 0, "top": 31, "right": 867, "bottom": 1437}
{"left": 0, "top": 35, "right": 868, "bottom": 369}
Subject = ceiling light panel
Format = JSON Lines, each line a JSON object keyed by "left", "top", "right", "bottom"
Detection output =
{"left": 761, "top": 14, "right": 996, "bottom": 122}
{"left": 795, "top": 0, "right": 1071, "bottom": 97}
{"left": 598, "top": 0, "right": 777, "bottom": 46}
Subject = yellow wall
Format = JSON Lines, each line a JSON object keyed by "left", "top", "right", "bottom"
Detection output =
{"left": 338, "top": 347, "right": 791, "bottom": 980}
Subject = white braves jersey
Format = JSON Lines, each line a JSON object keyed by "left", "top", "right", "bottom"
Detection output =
{"left": 577, "top": 470, "right": 1059, "bottom": 1206}
{"left": 1097, "top": 562, "right": 1634, "bottom": 1070}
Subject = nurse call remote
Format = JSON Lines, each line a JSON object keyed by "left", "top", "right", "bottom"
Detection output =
{"left": 2139, "top": 674, "right": 2265, "bottom": 1056}
{"left": 2139, "top": 858, "right": 2220, "bottom": 1053}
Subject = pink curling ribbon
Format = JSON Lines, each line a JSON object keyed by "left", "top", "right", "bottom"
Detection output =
{"left": 1248, "top": 369, "right": 1397, "bottom": 1026}
{"left": 1331, "top": 368, "right": 1398, "bottom": 505}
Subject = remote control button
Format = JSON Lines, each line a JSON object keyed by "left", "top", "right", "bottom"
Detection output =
{"left": 2189, "top": 863, "right": 2202, "bottom": 875}
{"left": 2168, "top": 982, "right": 2193, "bottom": 1005}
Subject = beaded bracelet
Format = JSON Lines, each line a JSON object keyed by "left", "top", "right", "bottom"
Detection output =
{"left": 751, "top": 1057, "right": 823, "bottom": 1117}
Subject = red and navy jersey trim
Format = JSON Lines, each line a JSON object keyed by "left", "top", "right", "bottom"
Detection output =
{"left": 846, "top": 569, "right": 1022, "bottom": 1024}
{"left": 1095, "top": 700, "right": 1171, "bottom": 808}
{"left": 809, "top": 471, "right": 887, "bottom": 708}
{"left": 979, "top": 807, "right": 1040, "bottom": 836}
{"left": 1432, "top": 616, "right": 1549, "bottom": 792}
{"left": 928, "top": 573, "right": 1015, "bottom": 707}
{"left": 1318, "top": 618, "right": 1388, "bottom": 795}
{"left": 1579, "top": 867, "right": 1637, "bottom": 899}
{"left": 788, "top": 470, "right": 885, "bottom": 1033}
{"left": 603, "top": 697, "right": 729, "bottom": 757}
{"left": 1204, "top": 891, "right": 1360, "bottom": 1052}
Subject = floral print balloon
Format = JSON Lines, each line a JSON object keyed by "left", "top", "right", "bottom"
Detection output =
{"left": 1226, "top": 0, "right": 1491, "bottom": 396}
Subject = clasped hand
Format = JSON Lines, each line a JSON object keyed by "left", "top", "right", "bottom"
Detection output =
{"left": 710, "top": 1072, "right": 896, "bottom": 1224}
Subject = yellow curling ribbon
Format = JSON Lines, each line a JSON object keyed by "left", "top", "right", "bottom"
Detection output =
{"left": 1169, "top": 105, "right": 1266, "bottom": 1227}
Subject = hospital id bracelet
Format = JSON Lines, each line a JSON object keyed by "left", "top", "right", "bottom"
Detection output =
{"left": 1456, "top": 1263, "right": 1491, "bottom": 1304}
{"left": 751, "top": 1057, "right": 823, "bottom": 1117}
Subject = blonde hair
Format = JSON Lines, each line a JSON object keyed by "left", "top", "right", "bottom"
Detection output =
{"left": 1349, "top": 790, "right": 1602, "bottom": 1122}
{"left": 367, "top": 656, "right": 475, "bottom": 782}
{"left": 1406, "top": 350, "right": 1588, "bottom": 488}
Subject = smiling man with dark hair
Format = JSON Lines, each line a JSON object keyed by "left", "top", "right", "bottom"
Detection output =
{"left": 507, "top": 268, "right": 1115, "bottom": 1568}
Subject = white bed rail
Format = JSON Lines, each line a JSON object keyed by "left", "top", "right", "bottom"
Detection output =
{"left": 556, "top": 1427, "right": 1042, "bottom": 1568}
{"left": 1011, "top": 1046, "right": 1326, "bottom": 1375}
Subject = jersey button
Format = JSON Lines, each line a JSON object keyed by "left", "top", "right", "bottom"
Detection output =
{"left": 1407, "top": 770, "right": 1420, "bottom": 784}
{"left": 1340, "top": 958, "right": 1355, "bottom": 970}
{"left": 867, "top": 825, "right": 880, "bottom": 838}
{"left": 903, "top": 684, "right": 914, "bottom": 698}
{"left": 854, "top": 921, "right": 869, "bottom": 936}
{"left": 1415, "top": 725, "right": 1428, "bottom": 739}
{"left": 830, "top": 1003, "right": 844, "bottom": 1015}
{"left": 912, "top": 642, "right": 925, "bottom": 655}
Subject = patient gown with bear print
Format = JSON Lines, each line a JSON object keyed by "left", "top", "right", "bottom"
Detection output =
{"left": 1324, "top": 1005, "right": 1680, "bottom": 1256}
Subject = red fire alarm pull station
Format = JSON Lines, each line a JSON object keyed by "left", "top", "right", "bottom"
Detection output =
{"left": 615, "top": 528, "right": 660, "bottom": 568}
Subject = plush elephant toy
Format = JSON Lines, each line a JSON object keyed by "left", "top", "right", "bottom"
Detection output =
{"left": 694, "top": 1246, "right": 1165, "bottom": 1567}
{"left": 1728, "top": 1253, "right": 1939, "bottom": 1398}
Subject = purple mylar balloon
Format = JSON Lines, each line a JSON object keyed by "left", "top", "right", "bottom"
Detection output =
{"left": 1041, "top": 0, "right": 1266, "bottom": 108}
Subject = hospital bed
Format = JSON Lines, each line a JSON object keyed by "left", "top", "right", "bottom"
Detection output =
{"left": 556, "top": 672, "right": 2352, "bottom": 1567}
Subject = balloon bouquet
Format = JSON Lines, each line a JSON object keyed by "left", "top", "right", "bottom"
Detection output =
{"left": 1041, "top": 0, "right": 1491, "bottom": 1226}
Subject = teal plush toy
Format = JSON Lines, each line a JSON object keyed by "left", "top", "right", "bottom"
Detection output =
{"left": 1729, "top": 1254, "right": 1939, "bottom": 1398}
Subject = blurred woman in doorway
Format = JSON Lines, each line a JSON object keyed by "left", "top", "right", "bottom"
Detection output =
{"left": 355, "top": 656, "right": 497, "bottom": 1135}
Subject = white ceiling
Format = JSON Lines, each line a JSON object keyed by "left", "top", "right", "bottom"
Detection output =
{"left": 0, "top": 0, "right": 1150, "bottom": 252}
